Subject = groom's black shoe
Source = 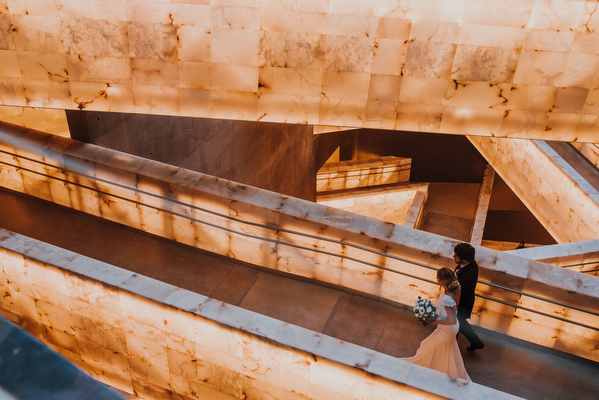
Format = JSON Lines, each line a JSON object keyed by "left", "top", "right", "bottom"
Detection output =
{"left": 467, "top": 343, "right": 485, "bottom": 352}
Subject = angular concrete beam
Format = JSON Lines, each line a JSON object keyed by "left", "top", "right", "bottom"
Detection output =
{"left": 468, "top": 136, "right": 599, "bottom": 243}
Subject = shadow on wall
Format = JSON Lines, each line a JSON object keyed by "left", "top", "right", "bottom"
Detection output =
{"left": 0, "top": 316, "right": 125, "bottom": 400}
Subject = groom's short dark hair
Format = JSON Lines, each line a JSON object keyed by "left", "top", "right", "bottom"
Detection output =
{"left": 454, "top": 242, "right": 475, "bottom": 263}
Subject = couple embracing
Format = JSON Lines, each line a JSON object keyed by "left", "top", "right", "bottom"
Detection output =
{"left": 402, "top": 242, "right": 485, "bottom": 380}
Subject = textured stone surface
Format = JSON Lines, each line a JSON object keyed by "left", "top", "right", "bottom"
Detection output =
{"left": 0, "top": 1, "right": 598, "bottom": 141}
{"left": 0, "top": 316, "right": 124, "bottom": 400}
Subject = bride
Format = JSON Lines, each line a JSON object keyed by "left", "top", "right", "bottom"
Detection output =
{"left": 402, "top": 268, "right": 471, "bottom": 381}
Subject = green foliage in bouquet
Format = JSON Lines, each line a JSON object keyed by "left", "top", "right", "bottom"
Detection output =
{"left": 413, "top": 296, "right": 438, "bottom": 326}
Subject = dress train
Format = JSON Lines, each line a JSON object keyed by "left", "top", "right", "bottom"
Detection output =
{"left": 402, "top": 292, "right": 470, "bottom": 381}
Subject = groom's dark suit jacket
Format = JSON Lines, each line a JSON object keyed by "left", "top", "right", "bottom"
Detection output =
{"left": 454, "top": 260, "right": 478, "bottom": 319}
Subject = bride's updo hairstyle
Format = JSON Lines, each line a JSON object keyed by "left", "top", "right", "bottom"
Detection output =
{"left": 437, "top": 267, "right": 461, "bottom": 295}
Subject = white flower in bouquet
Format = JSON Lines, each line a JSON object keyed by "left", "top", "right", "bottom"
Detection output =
{"left": 413, "top": 296, "right": 438, "bottom": 326}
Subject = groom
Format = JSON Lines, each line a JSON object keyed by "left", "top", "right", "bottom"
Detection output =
{"left": 453, "top": 242, "right": 485, "bottom": 352}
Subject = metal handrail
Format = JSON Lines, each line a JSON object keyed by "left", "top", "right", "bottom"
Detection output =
{"left": 1, "top": 150, "right": 598, "bottom": 331}
{"left": 561, "top": 260, "right": 599, "bottom": 268}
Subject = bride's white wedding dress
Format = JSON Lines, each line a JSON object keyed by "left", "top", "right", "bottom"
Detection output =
{"left": 402, "top": 292, "right": 471, "bottom": 380}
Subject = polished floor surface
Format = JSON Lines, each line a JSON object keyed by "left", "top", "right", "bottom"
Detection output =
{"left": 0, "top": 187, "right": 598, "bottom": 400}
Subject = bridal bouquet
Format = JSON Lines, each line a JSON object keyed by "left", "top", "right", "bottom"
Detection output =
{"left": 413, "top": 296, "right": 438, "bottom": 326}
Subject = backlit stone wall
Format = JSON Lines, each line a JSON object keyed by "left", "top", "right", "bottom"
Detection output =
{"left": 468, "top": 136, "right": 599, "bottom": 243}
{"left": 317, "top": 183, "right": 427, "bottom": 228}
{"left": 0, "top": 229, "right": 517, "bottom": 400}
{"left": 1, "top": 122, "right": 598, "bottom": 363}
{"left": 0, "top": 1, "right": 598, "bottom": 141}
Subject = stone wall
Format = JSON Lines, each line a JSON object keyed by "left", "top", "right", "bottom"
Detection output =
{"left": 1, "top": 1, "right": 598, "bottom": 141}
{"left": 1, "top": 122, "right": 598, "bottom": 363}
{"left": 0, "top": 229, "right": 516, "bottom": 400}
{"left": 468, "top": 136, "right": 599, "bottom": 243}
{"left": 316, "top": 156, "right": 411, "bottom": 193}
{"left": 317, "top": 183, "right": 427, "bottom": 228}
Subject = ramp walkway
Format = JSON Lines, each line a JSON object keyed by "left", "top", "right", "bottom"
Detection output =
{"left": 1, "top": 187, "right": 598, "bottom": 400}
{"left": 545, "top": 141, "right": 599, "bottom": 193}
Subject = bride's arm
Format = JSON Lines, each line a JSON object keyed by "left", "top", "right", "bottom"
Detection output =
{"left": 432, "top": 306, "right": 457, "bottom": 325}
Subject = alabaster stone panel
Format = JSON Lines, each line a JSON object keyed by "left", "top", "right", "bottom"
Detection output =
{"left": 259, "top": 31, "right": 325, "bottom": 70}
{"left": 211, "top": 65, "right": 259, "bottom": 93}
{"left": 274, "top": 241, "right": 319, "bottom": 279}
{"left": 373, "top": 111, "right": 410, "bottom": 130}
{"left": 0, "top": 160, "right": 26, "bottom": 193}
{"left": 502, "top": 84, "right": 557, "bottom": 112}
{"left": 318, "top": 96, "right": 367, "bottom": 126}
{"left": 441, "top": 105, "right": 504, "bottom": 135}
{"left": 228, "top": 231, "right": 278, "bottom": 268}
{"left": 167, "top": 349, "right": 200, "bottom": 398}
{"left": 130, "top": 58, "right": 179, "bottom": 87}
{"left": 309, "top": 357, "right": 368, "bottom": 400}
{"left": 513, "top": 49, "right": 568, "bottom": 86}
{"left": 259, "top": 67, "right": 321, "bottom": 96}
{"left": 0, "top": 105, "right": 69, "bottom": 136}
{"left": 552, "top": 87, "right": 589, "bottom": 113}
{"left": 79, "top": 345, "right": 133, "bottom": 393}
{"left": 127, "top": 0, "right": 177, "bottom": 24}
{"left": 242, "top": 335, "right": 311, "bottom": 396}
{"left": 409, "top": 20, "right": 460, "bottom": 44}
{"left": 260, "top": 9, "right": 327, "bottom": 35}
{"left": 0, "top": 77, "right": 26, "bottom": 105}
{"left": 500, "top": 109, "right": 549, "bottom": 138}
{"left": 572, "top": 31, "right": 599, "bottom": 55}
{"left": 71, "top": 81, "right": 135, "bottom": 112}
{"left": 553, "top": 328, "right": 599, "bottom": 363}
{"left": 10, "top": 15, "right": 64, "bottom": 53}
{"left": 96, "top": 189, "right": 143, "bottom": 227}
{"left": 74, "top": 311, "right": 128, "bottom": 353}
{"left": 1, "top": 293, "right": 28, "bottom": 331}
{"left": 561, "top": 53, "right": 599, "bottom": 89}
{"left": 583, "top": 88, "right": 599, "bottom": 116}
{"left": 459, "top": 24, "right": 525, "bottom": 48}
{"left": 399, "top": 0, "right": 467, "bottom": 22}
{"left": 529, "top": 0, "right": 589, "bottom": 31}
{"left": 452, "top": 45, "right": 520, "bottom": 83}
{"left": 35, "top": 297, "right": 76, "bottom": 334}
{"left": 324, "top": 35, "right": 375, "bottom": 73}
{"left": 509, "top": 308, "right": 560, "bottom": 348}
{"left": 338, "top": 257, "right": 383, "bottom": 297}
{"left": 22, "top": 78, "right": 73, "bottom": 108}
{"left": 256, "top": 91, "right": 320, "bottom": 123}
{"left": 58, "top": 0, "right": 128, "bottom": 22}
{"left": 41, "top": 322, "right": 82, "bottom": 356}
{"left": 129, "top": 22, "right": 178, "bottom": 61}
{"left": 132, "top": 84, "right": 180, "bottom": 114}
{"left": 403, "top": 41, "right": 456, "bottom": 79}
{"left": 62, "top": 17, "right": 129, "bottom": 57}
{"left": 367, "top": 74, "right": 402, "bottom": 103}
{"left": 524, "top": 28, "right": 575, "bottom": 53}
{"left": 395, "top": 102, "right": 444, "bottom": 132}
{"left": 22, "top": 259, "right": 70, "bottom": 301}
{"left": 126, "top": 332, "right": 169, "bottom": 375}
{"left": 163, "top": 312, "right": 197, "bottom": 346}
{"left": 0, "top": 15, "right": 14, "bottom": 51}
{"left": 462, "top": 0, "right": 534, "bottom": 27}
{"left": 380, "top": 269, "right": 437, "bottom": 307}
{"left": 16, "top": 51, "right": 68, "bottom": 82}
